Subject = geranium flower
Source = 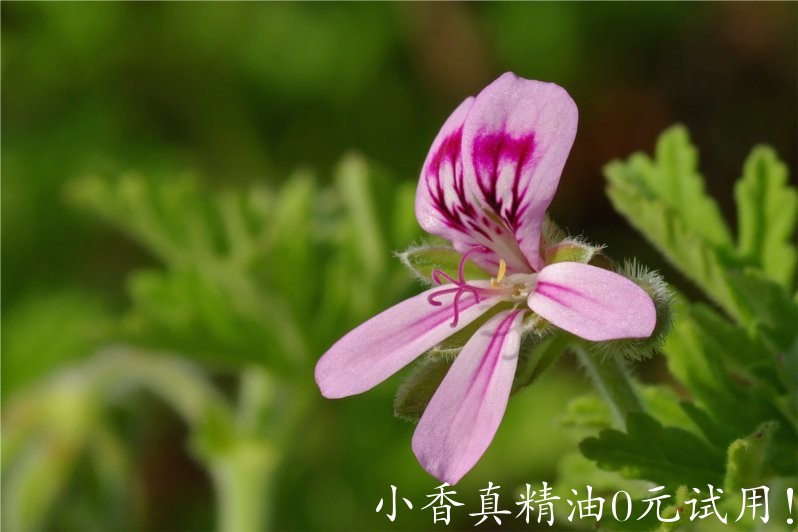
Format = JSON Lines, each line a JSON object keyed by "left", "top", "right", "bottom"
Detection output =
{"left": 315, "top": 72, "right": 656, "bottom": 484}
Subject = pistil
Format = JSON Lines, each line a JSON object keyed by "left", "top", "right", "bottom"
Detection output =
{"left": 427, "top": 248, "right": 520, "bottom": 327}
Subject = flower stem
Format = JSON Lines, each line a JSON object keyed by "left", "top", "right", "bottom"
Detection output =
{"left": 573, "top": 344, "right": 643, "bottom": 429}
{"left": 209, "top": 367, "right": 313, "bottom": 532}
{"left": 210, "top": 439, "right": 277, "bottom": 532}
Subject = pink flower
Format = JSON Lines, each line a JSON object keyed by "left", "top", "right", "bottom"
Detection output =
{"left": 315, "top": 72, "right": 656, "bottom": 484}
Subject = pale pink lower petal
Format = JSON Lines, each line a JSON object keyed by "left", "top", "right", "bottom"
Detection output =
{"left": 527, "top": 262, "right": 656, "bottom": 341}
{"left": 462, "top": 72, "right": 578, "bottom": 272}
{"left": 315, "top": 284, "right": 501, "bottom": 399}
{"left": 412, "top": 309, "right": 524, "bottom": 484}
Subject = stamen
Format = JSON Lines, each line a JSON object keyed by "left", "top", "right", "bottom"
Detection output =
{"left": 490, "top": 259, "right": 507, "bottom": 288}
{"left": 496, "top": 259, "right": 507, "bottom": 281}
{"left": 427, "top": 246, "right": 490, "bottom": 327}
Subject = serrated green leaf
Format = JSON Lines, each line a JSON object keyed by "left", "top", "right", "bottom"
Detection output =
{"left": 580, "top": 412, "right": 725, "bottom": 490}
{"left": 69, "top": 159, "right": 418, "bottom": 374}
{"left": 724, "top": 268, "right": 798, "bottom": 354}
{"left": 606, "top": 155, "right": 743, "bottom": 321}
{"left": 664, "top": 297, "right": 791, "bottom": 439}
{"left": 687, "top": 303, "right": 771, "bottom": 371}
{"left": 124, "top": 269, "right": 305, "bottom": 373}
{"left": 638, "top": 386, "right": 695, "bottom": 431}
{"left": 605, "top": 127, "right": 798, "bottom": 351}
{"left": 608, "top": 126, "right": 732, "bottom": 249}
{"left": 663, "top": 297, "right": 798, "bottom": 476}
{"left": 735, "top": 146, "right": 797, "bottom": 289}
{"left": 724, "top": 421, "right": 779, "bottom": 492}
{"left": 679, "top": 401, "right": 738, "bottom": 449}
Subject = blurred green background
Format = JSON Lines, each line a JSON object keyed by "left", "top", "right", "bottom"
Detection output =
{"left": 2, "top": 3, "right": 796, "bottom": 531}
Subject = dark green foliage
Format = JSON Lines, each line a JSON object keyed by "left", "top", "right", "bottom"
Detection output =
{"left": 580, "top": 412, "right": 726, "bottom": 490}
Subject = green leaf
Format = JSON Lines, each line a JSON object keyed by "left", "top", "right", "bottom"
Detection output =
{"left": 1, "top": 291, "right": 111, "bottom": 400}
{"left": 724, "top": 268, "right": 798, "bottom": 354}
{"left": 561, "top": 395, "right": 613, "bottom": 430}
{"left": 124, "top": 269, "right": 305, "bottom": 373}
{"left": 724, "top": 421, "right": 779, "bottom": 492}
{"left": 637, "top": 386, "right": 695, "bottom": 431}
{"left": 580, "top": 412, "right": 725, "bottom": 490}
{"left": 663, "top": 296, "right": 798, "bottom": 477}
{"left": 70, "top": 159, "right": 418, "bottom": 372}
{"left": 686, "top": 302, "right": 771, "bottom": 371}
{"left": 605, "top": 147, "right": 742, "bottom": 321}
{"left": 735, "top": 146, "right": 797, "bottom": 289}
{"left": 605, "top": 127, "right": 798, "bottom": 351}
{"left": 664, "top": 296, "right": 791, "bottom": 440}
{"left": 679, "top": 401, "right": 738, "bottom": 449}
{"left": 607, "top": 126, "right": 732, "bottom": 249}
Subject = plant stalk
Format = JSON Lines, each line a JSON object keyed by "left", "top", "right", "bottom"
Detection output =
{"left": 573, "top": 344, "right": 644, "bottom": 429}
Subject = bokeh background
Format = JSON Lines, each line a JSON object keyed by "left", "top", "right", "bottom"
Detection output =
{"left": 2, "top": 3, "right": 796, "bottom": 531}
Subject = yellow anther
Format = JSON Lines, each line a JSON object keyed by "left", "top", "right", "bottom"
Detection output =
{"left": 490, "top": 259, "right": 507, "bottom": 287}
{"left": 497, "top": 259, "right": 507, "bottom": 281}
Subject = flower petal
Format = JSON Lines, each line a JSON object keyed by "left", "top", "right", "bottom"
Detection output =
{"left": 315, "top": 284, "right": 501, "bottom": 399}
{"left": 527, "top": 262, "right": 656, "bottom": 341}
{"left": 415, "top": 97, "right": 504, "bottom": 268}
{"left": 462, "top": 72, "right": 578, "bottom": 271}
{"left": 412, "top": 309, "right": 523, "bottom": 484}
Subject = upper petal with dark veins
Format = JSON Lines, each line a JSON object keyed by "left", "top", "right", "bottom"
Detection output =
{"left": 462, "top": 73, "right": 578, "bottom": 272}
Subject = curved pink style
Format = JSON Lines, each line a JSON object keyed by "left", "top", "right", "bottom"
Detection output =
{"left": 315, "top": 72, "right": 656, "bottom": 485}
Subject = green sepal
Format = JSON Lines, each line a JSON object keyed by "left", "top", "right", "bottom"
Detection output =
{"left": 393, "top": 354, "right": 453, "bottom": 422}
{"left": 544, "top": 237, "right": 603, "bottom": 265}
{"left": 511, "top": 330, "right": 572, "bottom": 395}
{"left": 392, "top": 304, "right": 508, "bottom": 421}
{"left": 540, "top": 214, "right": 568, "bottom": 248}
{"left": 396, "top": 241, "right": 490, "bottom": 286}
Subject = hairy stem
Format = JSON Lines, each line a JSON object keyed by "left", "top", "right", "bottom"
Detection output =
{"left": 573, "top": 344, "right": 644, "bottom": 429}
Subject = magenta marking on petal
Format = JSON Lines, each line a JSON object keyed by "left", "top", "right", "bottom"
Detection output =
{"left": 466, "top": 310, "right": 521, "bottom": 396}
{"left": 424, "top": 128, "right": 482, "bottom": 236}
{"left": 411, "top": 308, "right": 524, "bottom": 484}
{"left": 535, "top": 281, "right": 603, "bottom": 308}
{"left": 472, "top": 132, "right": 537, "bottom": 232}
